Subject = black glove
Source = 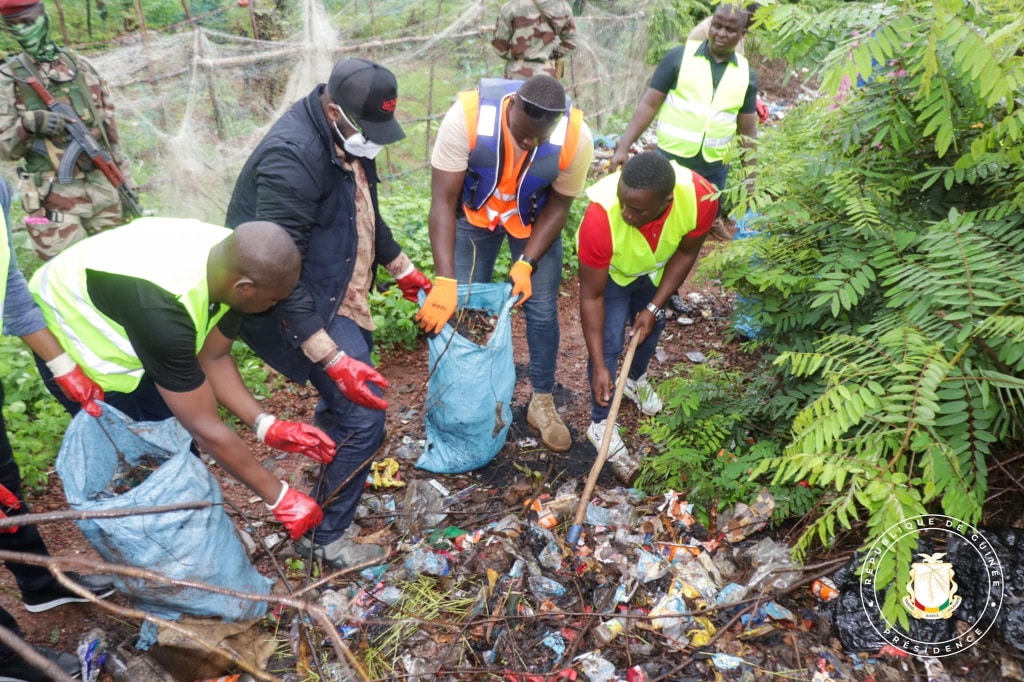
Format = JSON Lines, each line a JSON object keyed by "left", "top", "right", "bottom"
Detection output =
{"left": 21, "top": 110, "right": 66, "bottom": 137}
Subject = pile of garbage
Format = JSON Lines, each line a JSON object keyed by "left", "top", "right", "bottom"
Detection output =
{"left": 277, "top": 478, "right": 884, "bottom": 681}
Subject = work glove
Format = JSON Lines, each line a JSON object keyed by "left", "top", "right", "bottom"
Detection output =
{"left": 755, "top": 96, "right": 770, "bottom": 124}
{"left": 48, "top": 353, "right": 104, "bottom": 417}
{"left": 267, "top": 483, "right": 323, "bottom": 540}
{"left": 257, "top": 415, "right": 336, "bottom": 464}
{"left": 21, "top": 110, "right": 67, "bottom": 137}
{"left": 395, "top": 265, "right": 432, "bottom": 303}
{"left": 414, "top": 276, "right": 458, "bottom": 334}
{"left": 0, "top": 482, "right": 22, "bottom": 535}
{"left": 509, "top": 258, "right": 533, "bottom": 306}
{"left": 324, "top": 352, "right": 389, "bottom": 411}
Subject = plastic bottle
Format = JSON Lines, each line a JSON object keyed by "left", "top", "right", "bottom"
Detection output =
{"left": 592, "top": 616, "right": 627, "bottom": 645}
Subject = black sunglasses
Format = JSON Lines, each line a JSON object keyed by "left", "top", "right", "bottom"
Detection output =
{"left": 516, "top": 94, "right": 563, "bottom": 122}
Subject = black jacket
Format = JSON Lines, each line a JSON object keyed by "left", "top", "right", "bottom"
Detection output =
{"left": 225, "top": 84, "right": 402, "bottom": 383}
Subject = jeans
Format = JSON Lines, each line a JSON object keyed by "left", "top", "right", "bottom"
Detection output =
{"left": 588, "top": 276, "right": 666, "bottom": 423}
{"left": 454, "top": 216, "right": 562, "bottom": 393}
{"left": 0, "top": 382, "right": 57, "bottom": 660}
{"left": 305, "top": 315, "right": 386, "bottom": 545}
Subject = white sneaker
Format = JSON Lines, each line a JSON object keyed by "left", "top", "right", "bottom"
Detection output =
{"left": 587, "top": 420, "right": 628, "bottom": 459}
{"left": 587, "top": 421, "right": 640, "bottom": 484}
{"left": 624, "top": 374, "right": 663, "bottom": 415}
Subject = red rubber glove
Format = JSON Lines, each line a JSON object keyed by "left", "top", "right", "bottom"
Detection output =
{"left": 0, "top": 482, "right": 22, "bottom": 534}
{"left": 395, "top": 266, "right": 432, "bottom": 303}
{"left": 260, "top": 417, "right": 336, "bottom": 464}
{"left": 324, "top": 352, "right": 388, "bottom": 411}
{"left": 415, "top": 276, "right": 458, "bottom": 334}
{"left": 755, "top": 96, "right": 770, "bottom": 124}
{"left": 49, "top": 354, "right": 104, "bottom": 417}
{"left": 269, "top": 484, "right": 323, "bottom": 540}
{"left": 509, "top": 259, "right": 533, "bottom": 306}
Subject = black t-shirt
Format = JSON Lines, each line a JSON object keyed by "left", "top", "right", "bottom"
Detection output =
{"left": 86, "top": 271, "right": 242, "bottom": 393}
{"left": 650, "top": 43, "right": 758, "bottom": 114}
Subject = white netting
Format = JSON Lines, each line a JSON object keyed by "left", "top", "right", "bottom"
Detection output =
{"left": 81, "top": 0, "right": 657, "bottom": 223}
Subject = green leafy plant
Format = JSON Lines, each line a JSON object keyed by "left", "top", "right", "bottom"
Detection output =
{"left": 0, "top": 339, "right": 70, "bottom": 490}
{"left": 634, "top": 363, "right": 815, "bottom": 525}
{"left": 702, "top": 0, "right": 1024, "bottom": 630}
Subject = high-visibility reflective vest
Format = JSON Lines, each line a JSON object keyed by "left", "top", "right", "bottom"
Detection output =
{"left": 29, "top": 218, "right": 230, "bottom": 393}
{"left": 581, "top": 164, "right": 699, "bottom": 287}
{"left": 656, "top": 41, "right": 749, "bottom": 163}
{"left": 460, "top": 78, "right": 583, "bottom": 238}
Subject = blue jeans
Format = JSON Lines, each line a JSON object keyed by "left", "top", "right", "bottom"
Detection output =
{"left": 454, "top": 216, "right": 562, "bottom": 393}
{"left": 589, "top": 276, "right": 666, "bottom": 422}
{"left": 306, "top": 315, "right": 386, "bottom": 545}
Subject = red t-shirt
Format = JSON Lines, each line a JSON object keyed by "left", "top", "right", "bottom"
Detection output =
{"left": 578, "top": 170, "right": 718, "bottom": 269}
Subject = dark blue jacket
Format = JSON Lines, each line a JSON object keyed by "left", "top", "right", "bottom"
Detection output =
{"left": 225, "top": 85, "right": 402, "bottom": 383}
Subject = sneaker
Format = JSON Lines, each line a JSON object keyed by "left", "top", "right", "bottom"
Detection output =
{"left": 527, "top": 393, "right": 571, "bottom": 451}
{"left": 586, "top": 421, "right": 638, "bottom": 483}
{"left": 624, "top": 374, "right": 663, "bottom": 416}
{"left": 295, "top": 534, "right": 388, "bottom": 570}
{"left": 22, "top": 573, "right": 116, "bottom": 613}
{"left": 0, "top": 645, "right": 80, "bottom": 681}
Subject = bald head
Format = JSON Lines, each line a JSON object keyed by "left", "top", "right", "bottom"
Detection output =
{"left": 211, "top": 221, "right": 301, "bottom": 313}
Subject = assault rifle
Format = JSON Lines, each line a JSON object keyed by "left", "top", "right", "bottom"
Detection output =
{"left": 23, "top": 76, "right": 143, "bottom": 219}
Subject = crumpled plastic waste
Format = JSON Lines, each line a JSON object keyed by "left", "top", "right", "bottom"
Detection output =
{"left": 369, "top": 457, "right": 405, "bottom": 488}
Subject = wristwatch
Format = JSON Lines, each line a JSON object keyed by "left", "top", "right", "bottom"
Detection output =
{"left": 517, "top": 254, "right": 538, "bottom": 269}
{"left": 646, "top": 302, "right": 665, "bottom": 322}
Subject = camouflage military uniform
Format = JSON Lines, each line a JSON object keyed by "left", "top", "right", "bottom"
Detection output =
{"left": 491, "top": 0, "right": 577, "bottom": 81}
{"left": 0, "top": 48, "right": 135, "bottom": 260}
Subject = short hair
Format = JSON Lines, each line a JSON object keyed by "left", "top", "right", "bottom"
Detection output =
{"left": 517, "top": 75, "right": 566, "bottom": 112}
{"left": 621, "top": 152, "right": 676, "bottom": 198}
{"left": 227, "top": 221, "right": 301, "bottom": 288}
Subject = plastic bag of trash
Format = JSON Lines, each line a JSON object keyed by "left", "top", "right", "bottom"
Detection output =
{"left": 417, "top": 283, "right": 516, "bottom": 473}
{"left": 57, "top": 403, "right": 272, "bottom": 623}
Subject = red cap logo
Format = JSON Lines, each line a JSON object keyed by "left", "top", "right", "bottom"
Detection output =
{"left": 380, "top": 97, "right": 397, "bottom": 114}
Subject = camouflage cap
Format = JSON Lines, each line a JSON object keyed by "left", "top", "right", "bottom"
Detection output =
{"left": 327, "top": 58, "right": 405, "bottom": 145}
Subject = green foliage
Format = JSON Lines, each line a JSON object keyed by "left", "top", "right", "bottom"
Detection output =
{"left": 634, "top": 363, "right": 816, "bottom": 525}
{"left": 644, "top": 0, "right": 714, "bottom": 64}
{"left": 702, "top": 0, "right": 1024, "bottom": 629}
{"left": 0, "top": 337, "right": 69, "bottom": 490}
{"left": 231, "top": 341, "right": 285, "bottom": 399}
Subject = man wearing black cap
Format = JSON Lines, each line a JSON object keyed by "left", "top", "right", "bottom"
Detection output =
{"left": 226, "top": 58, "right": 430, "bottom": 569}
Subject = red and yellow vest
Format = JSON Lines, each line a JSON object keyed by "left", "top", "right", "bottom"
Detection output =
{"left": 582, "top": 164, "right": 699, "bottom": 287}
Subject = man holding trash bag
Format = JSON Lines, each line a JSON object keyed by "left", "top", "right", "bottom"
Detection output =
{"left": 578, "top": 152, "right": 716, "bottom": 481}
{"left": 28, "top": 217, "right": 333, "bottom": 542}
{"left": 416, "top": 74, "right": 593, "bottom": 452}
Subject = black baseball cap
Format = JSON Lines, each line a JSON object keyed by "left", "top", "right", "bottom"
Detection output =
{"left": 327, "top": 58, "right": 405, "bottom": 144}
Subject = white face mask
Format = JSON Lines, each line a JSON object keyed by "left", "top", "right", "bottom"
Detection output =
{"left": 332, "top": 107, "right": 385, "bottom": 160}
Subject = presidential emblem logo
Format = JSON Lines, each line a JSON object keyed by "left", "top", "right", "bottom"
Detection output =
{"left": 859, "top": 515, "right": 1003, "bottom": 656}
{"left": 902, "top": 552, "right": 961, "bottom": 619}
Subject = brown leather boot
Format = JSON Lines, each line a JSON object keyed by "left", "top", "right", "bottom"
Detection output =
{"left": 527, "top": 393, "right": 571, "bottom": 451}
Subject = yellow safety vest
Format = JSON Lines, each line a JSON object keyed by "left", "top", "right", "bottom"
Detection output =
{"left": 581, "top": 164, "right": 699, "bottom": 287}
{"left": 29, "top": 218, "right": 230, "bottom": 393}
{"left": 656, "top": 41, "right": 750, "bottom": 163}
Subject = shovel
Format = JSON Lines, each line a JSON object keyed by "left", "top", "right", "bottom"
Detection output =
{"left": 566, "top": 331, "right": 642, "bottom": 547}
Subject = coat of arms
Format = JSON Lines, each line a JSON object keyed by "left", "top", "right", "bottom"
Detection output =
{"left": 902, "top": 552, "right": 961, "bottom": 619}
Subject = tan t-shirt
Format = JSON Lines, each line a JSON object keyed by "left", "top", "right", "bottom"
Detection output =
{"left": 431, "top": 99, "right": 594, "bottom": 200}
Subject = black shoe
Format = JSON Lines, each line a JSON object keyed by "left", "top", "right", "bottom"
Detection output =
{"left": 21, "top": 573, "right": 116, "bottom": 613}
{"left": 0, "top": 646, "right": 80, "bottom": 681}
{"left": 669, "top": 295, "right": 694, "bottom": 315}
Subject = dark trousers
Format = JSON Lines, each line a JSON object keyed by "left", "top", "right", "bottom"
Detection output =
{"left": 588, "top": 276, "right": 667, "bottom": 423}
{"left": 0, "top": 381, "right": 58, "bottom": 660}
{"left": 305, "top": 316, "right": 386, "bottom": 545}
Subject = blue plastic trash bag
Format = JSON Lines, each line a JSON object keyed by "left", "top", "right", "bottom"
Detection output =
{"left": 416, "top": 283, "right": 516, "bottom": 474}
{"left": 731, "top": 210, "right": 764, "bottom": 339}
{"left": 57, "top": 403, "right": 272, "bottom": 625}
